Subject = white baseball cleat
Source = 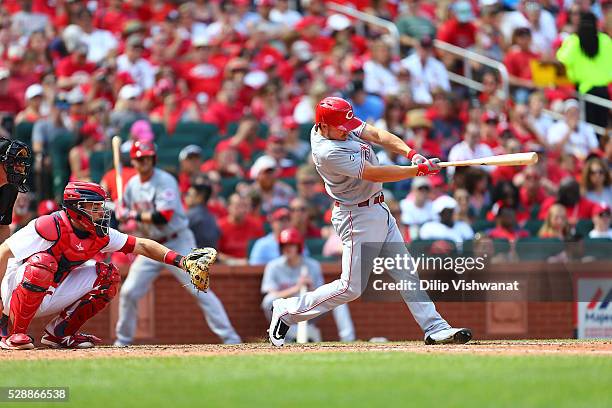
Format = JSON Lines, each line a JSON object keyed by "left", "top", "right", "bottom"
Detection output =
{"left": 268, "top": 299, "right": 290, "bottom": 347}
{"left": 425, "top": 328, "right": 472, "bottom": 345}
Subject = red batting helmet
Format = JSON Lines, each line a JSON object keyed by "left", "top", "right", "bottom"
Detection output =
{"left": 130, "top": 140, "right": 156, "bottom": 160}
{"left": 315, "top": 97, "right": 363, "bottom": 132}
{"left": 278, "top": 227, "right": 304, "bottom": 253}
{"left": 63, "top": 181, "right": 111, "bottom": 237}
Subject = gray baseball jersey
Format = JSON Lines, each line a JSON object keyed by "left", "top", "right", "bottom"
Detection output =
{"left": 310, "top": 124, "right": 382, "bottom": 205}
{"left": 123, "top": 168, "right": 188, "bottom": 240}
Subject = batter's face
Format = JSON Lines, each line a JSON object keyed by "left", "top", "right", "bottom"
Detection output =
{"left": 132, "top": 156, "right": 155, "bottom": 175}
{"left": 320, "top": 124, "right": 349, "bottom": 141}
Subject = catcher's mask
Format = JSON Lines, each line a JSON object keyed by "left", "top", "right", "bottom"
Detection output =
{"left": 0, "top": 138, "right": 32, "bottom": 192}
{"left": 63, "top": 181, "right": 112, "bottom": 237}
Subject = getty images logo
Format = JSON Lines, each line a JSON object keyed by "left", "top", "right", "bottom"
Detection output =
{"left": 587, "top": 288, "right": 612, "bottom": 310}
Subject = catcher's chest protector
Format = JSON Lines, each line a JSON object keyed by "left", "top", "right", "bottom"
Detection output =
{"left": 34, "top": 211, "right": 110, "bottom": 286}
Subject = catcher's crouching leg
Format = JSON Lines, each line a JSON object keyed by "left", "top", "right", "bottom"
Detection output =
{"left": 1, "top": 253, "right": 57, "bottom": 349}
{"left": 42, "top": 262, "right": 119, "bottom": 348}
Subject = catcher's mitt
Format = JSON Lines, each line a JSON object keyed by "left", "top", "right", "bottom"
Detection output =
{"left": 181, "top": 248, "right": 217, "bottom": 291}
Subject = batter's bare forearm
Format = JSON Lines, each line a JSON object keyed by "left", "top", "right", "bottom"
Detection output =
{"left": 361, "top": 124, "right": 412, "bottom": 157}
{"left": 361, "top": 162, "right": 418, "bottom": 182}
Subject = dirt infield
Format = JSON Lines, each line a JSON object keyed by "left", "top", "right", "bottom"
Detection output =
{"left": 1, "top": 340, "right": 611, "bottom": 360}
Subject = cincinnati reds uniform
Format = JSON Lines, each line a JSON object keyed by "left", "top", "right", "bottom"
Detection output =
{"left": 261, "top": 255, "right": 355, "bottom": 342}
{"left": 272, "top": 123, "right": 453, "bottom": 340}
{"left": 115, "top": 168, "right": 241, "bottom": 345}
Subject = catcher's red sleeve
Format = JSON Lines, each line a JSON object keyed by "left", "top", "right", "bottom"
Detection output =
{"left": 119, "top": 235, "right": 136, "bottom": 254}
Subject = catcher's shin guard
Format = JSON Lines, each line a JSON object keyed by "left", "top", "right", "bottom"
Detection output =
{"left": 9, "top": 253, "right": 57, "bottom": 335}
{"left": 46, "top": 262, "right": 120, "bottom": 337}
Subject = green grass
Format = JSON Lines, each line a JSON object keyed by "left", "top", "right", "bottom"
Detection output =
{"left": 1, "top": 352, "right": 611, "bottom": 408}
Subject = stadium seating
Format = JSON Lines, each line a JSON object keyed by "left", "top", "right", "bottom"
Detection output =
{"left": 14, "top": 121, "right": 34, "bottom": 147}
{"left": 515, "top": 238, "right": 565, "bottom": 261}
{"left": 583, "top": 238, "right": 612, "bottom": 260}
{"left": 305, "top": 238, "right": 326, "bottom": 257}
{"left": 90, "top": 150, "right": 113, "bottom": 183}
{"left": 50, "top": 131, "right": 75, "bottom": 198}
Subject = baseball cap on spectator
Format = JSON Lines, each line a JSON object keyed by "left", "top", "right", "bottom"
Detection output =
{"left": 593, "top": 204, "right": 611, "bottom": 217}
{"left": 8, "top": 44, "right": 25, "bottom": 61}
{"left": 271, "top": 207, "right": 290, "bottom": 221}
{"left": 412, "top": 177, "right": 431, "bottom": 191}
{"left": 256, "top": 0, "right": 275, "bottom": 7}
{"left": 433, "top": 195, "right": 458, "bottom": 214}
{"left": 74, "top": 42, "right": 89, "bottom": 55}
{"left": 430, "top": 175, "right": 445, "bottom": 189}
{"left": 127, "top": 34, "right": 145, "bottom": 48}
{"left": 563, "top": 99, "right": 580, "bottom": 113}
{"left": 327, "top": 14, "right": 351, "bottom": 32}
{"left": 37, "top": 199, "right": 59, "bottom": 217}
{"left": 166, "top": 10, "right": 180, "bottom": 22}
{"left": 63, "top": 25, "right": 84, "bottom": 52}
{"left": 67, "top": 88, "right": 85, "bottom": 104}
{"left": 244, "top": 71, "right": 268, "bottom": 89}
{"left": 479, "top": 0, "right": 499, "bottom": 6}
{"left": 79, "top": 122, "right": 104, "bottom": 142}
{"left": 283, "top": 116, "right": 298, "bottom": 130}
{"left": 250, "top": 155, "right": 277, "bottom": 179}
{"left": 481, "top": 110, "right": 499, "bottom": 123}
{"left": 123, "top": 20, "right": 145, "bottom": 37}
{"left": 192, "top": 36, "right": 212, "bottom": 48}
{"left": 0, "top": 68, "right": 9, "bottom": 81}
{"left": 179, "top": 145, "right": 203, "bottom": 161}
{"left": 291, "top": 40, "right": 313, "bottom": 62}
{"left": 405, "top": 109, "right": 432, "bottom": 129}
{"left": 119, "top": 84, "right": 142, "bottom": 100}
{"left": 25, "top": 84, "right": 43, "bottom": 100}
{"left": 130, "top": 120, "right": 154, "bottom": 142}
{"left": 296, "top": 16, "right": 323, "bottom": 32}
{"left": 452, "top": 1, "right": 475, "bottom": 23}
{"left": 419, "top": 36, "right": 434, "bottom": 48}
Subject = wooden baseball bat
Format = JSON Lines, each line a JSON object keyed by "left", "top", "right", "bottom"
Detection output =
{"left": 111, "top": 136, "right": 123, "bottom": 205}
{"left": 296, "top": 264, "right": 309, "bottom": 344}
{"left": 437, "top": 152, "right": 538, "bottom": 168}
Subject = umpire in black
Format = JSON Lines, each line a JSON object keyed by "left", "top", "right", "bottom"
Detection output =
{"left": 0, "top": 137, "right": 32, "bottom": 243}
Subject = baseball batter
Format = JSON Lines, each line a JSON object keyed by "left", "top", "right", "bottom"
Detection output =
{"left": 0, "top": 182, "right": 210, "bottom": 349}
{"left": 269, "top": 97, "right": 472, "bottom": 346}
{"left": 114, "top": 141, "right": 241, "bottom": 346}
{"left": 0, "top": 138, "right": 32, "bottom": 243}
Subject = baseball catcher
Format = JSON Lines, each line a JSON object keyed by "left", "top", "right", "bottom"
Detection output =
{"left": 0, "top": 181, "right": 215, "bottom": 350}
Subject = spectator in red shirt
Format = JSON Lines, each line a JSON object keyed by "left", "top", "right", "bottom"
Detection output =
{"left": 217, "top": 193, "right": 265, "bottom": 265}
{"left": 177, "top": 145, "right": 203, "bottom": 194}
{"left": 264, "top": 135, "right": 297, "bottom": 178}
{"left": 538, "top": 203, "right": 571, "bottom": 239}
{"left": 437, "top": 0, "right": 477, "bottom": 66}
{"left": 0, "top": 68, "right": 23, "bottom": 120}
{"left": 289, "top": 197, "right": 321, "bottom": 239}
{"left": 538, "top": 178, "right": 598, "bottom": 223}
{"left": 515, "top": 165, "right": 551, "bottom": 218}
{"left": 149, "top": 79, "right": 198, "bottom": 134}
{"left": 503, "top": 27, "right": 540, "bottom": 103}
{"left": 507, "top": 103, "right": 543, "bottom": 148}
{"left": 179, "top": 36, "right": 227, "bottom": 98}
{"left": 56, "top": 42, "right": 96, "bottom": 90}
{"left": 201, "top": 80, "right": 244, "bottom": 134}
{"left": 487, "top": 206, "right": 530, "bottom": 241}
{"left": 480, "top": 110, "right": 501, "bottom": 150}
{"left": 200, "top": 144, "right": 245, "bottom": 178}
{"left": 215, "top": 114, "right": 267, "bottom": 163}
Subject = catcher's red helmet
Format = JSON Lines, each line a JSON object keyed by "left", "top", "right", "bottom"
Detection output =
{"left": 63, "top": 181, "right": 111, "bottom": 237}
{"left": 315, "top": 96, "right": 362, "bottom": 131}
{"left": 278, "top": 227, "right": 304, "bottom": 253}
{"left": 130, "top": 140, "right": 156, "bottom": 159}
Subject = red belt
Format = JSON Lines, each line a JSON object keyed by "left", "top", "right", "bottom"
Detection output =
{"left": 335, "top": 193, "right": 385, "bottom": 208}
{"left": 158, "top": 232, "right": 178, "bottom": 244}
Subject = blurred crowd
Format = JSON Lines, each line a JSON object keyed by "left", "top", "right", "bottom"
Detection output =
{"left": 1, "top": 0, "right": 611, "bottom": 268}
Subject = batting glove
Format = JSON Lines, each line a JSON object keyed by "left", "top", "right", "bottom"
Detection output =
{"left": 409, "top": 152, "right": 428, "bottom": 165}
{"left": 416, "top": 158, "right": 441, "bottom": 176}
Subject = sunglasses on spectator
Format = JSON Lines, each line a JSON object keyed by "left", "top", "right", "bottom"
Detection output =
{"left": 417, "top": 186, "right": 430, "bottom": 191}
{"left": 590, "top": 169, "right": 605, "bottom": 175}
{"left": 299, "top": 179, "right": 317, "bottom": 185}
